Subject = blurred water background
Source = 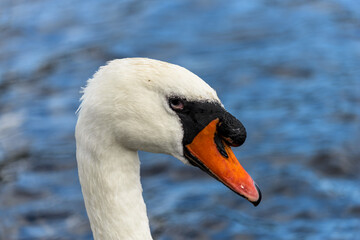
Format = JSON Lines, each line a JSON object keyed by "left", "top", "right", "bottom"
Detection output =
{"left": 0, "top": 0, "right": 359, "bottom": 239}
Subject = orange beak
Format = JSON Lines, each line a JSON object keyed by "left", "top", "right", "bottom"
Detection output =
{"left": 185, "top": 119, "right": 261, "bottom": 206}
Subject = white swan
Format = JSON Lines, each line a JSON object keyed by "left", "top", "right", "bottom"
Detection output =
{"left": 75, "top": 58, "right": 261, "bottom": 240}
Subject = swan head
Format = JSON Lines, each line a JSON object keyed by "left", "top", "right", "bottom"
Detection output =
{"left": 78, "top": 58, "right": 261, "bottom": 206}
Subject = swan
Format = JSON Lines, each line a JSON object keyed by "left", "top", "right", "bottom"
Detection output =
{"left": 75, "top": 58, "right": 261, "bottom": 240}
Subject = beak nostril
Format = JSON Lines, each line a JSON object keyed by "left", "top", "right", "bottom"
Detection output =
{"left": 214, "top": 133, "right": 228, "bottom": 158}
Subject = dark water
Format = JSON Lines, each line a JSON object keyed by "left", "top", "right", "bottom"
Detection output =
{"left": 1, "top": 0, "right": 359, "bottom": 239}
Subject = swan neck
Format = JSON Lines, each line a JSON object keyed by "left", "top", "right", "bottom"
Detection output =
{"left": 76, "top": 132, "right": 152, "bottom": 240}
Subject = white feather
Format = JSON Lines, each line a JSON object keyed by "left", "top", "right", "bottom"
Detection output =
{"left": 76, "top": 58, "right": 220, "bottom": 240}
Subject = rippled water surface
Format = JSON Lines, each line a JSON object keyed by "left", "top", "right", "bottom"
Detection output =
{"left": 0, "top": 0, "right": 359, "bottom": 239}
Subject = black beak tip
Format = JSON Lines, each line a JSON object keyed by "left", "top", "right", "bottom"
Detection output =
{"left": 251, "top": 183, "right": 262, "bottom": 207}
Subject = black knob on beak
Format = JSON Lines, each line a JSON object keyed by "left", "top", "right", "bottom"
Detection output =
{"left": 217, "top": 112, "right": 247, "bottom": 147}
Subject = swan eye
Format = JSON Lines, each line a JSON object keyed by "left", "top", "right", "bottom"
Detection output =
{"left": 169, "top": 98, "right": 184, "bottom": 111}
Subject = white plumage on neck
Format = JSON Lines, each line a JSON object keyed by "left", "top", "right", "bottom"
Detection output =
{"left": 76, "top": 125, "right": 152, "bottom": 239}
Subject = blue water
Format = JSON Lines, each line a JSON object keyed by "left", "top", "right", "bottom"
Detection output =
{"left": 0, "top": 0, "right": 359, "bottom": 239}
